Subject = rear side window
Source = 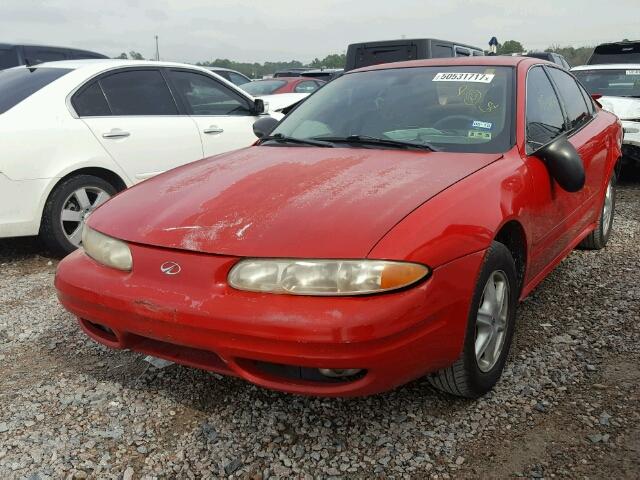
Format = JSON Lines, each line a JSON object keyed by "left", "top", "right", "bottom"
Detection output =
{"left": 72, "top": 81, "right": 111, "bottom": 116}
{"left": 99, "top": 70, "right": 178, "bottom": 115}
{"left": 0, "top": 48, "right": 19, "bottom": 69}
{"left": 0, "top": 67, "right": 71, "bottom": 114}
{"left": 242, "top": 80, "right": 287, "bottom": 95}
{"left": 547, "top": 68, "right": 591, "bottom": 130}
{"left": 525, "top": 66, "right": 566, "bottom": 149}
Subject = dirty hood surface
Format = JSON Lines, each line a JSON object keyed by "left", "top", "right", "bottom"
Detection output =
{"left": 89, "top": 146, "right": 501, "bottom": 258}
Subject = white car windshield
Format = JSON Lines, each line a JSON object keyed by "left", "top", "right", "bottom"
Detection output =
{"left": 271, "top": 66, "right": 515, "bottom": 153}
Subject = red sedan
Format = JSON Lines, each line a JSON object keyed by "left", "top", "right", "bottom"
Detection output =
{"left": 55, "top": 57, "right": 622, "bottom": 398}
{"left": 241, "top": 77, "right": 325, "bottom": 95}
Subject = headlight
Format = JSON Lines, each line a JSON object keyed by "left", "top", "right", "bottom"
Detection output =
{"left": 82, "top": 225, "right": 133, "bottom": 271}
{"left": 228, "top": 259, "right": 429, "bottom": 296}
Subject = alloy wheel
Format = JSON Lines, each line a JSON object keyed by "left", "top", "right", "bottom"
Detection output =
{"left": 60, "top": 186, "right": 111, "bottom": 247}
{"left": 475, "top": 270, "right": 510, "bottom": 373}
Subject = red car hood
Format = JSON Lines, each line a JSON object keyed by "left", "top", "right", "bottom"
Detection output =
{"left": 89, "top": 146, "right": 501, "bottom": 258}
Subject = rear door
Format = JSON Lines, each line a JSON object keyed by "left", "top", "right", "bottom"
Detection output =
{"left": 74, "top": 68, "right": 203, "bottom": 182}
{"left": 165, "top": 69, "right": 260, "bottom": 158}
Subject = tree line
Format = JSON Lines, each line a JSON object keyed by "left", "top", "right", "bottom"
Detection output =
{"left": 113, "top": 40, "right": 604, "bottom": 77}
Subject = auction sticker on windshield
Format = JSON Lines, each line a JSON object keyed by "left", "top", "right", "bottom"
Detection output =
{"left": 433, "top": 72, "right": 495, "bottom": 83}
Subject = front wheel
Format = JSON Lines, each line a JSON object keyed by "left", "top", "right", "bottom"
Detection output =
{"left": 428, "top": 241, "right": 518, "bottom": 398}
{"left": 40, "top": 175, "right": 117, "bottom": 257}
{"left": 578, "top": 172, "right": 616, "bottom": 250}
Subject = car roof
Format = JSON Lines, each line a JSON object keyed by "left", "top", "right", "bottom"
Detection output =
{"left": 572, "top": 63, "right": 640, "bottom": 71}
{"left": 349, "top": 55, "right": 540, "bottom": 74}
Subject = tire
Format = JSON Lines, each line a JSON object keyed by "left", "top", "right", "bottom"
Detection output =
{"left": 40, "top": 175, "right": 117, "bottom": 257}
{"left": 578, "top": 172, "right": 616, "bottom": 250}
{"left": 428, "top": 241, "right": 518, "bottom": 398}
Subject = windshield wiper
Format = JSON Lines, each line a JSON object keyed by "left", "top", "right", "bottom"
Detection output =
{"left": 259, "top": 133, "right": 334, "bottom": 147}
{"left": 311, "top": 135, "right": 438, "bottom": 151}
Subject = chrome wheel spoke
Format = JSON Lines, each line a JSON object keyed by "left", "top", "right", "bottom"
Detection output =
{"left": 475, "top": 329, "right": 493, "bottom": 359}
{"left": 74, "top": 188, "right": 91, "bottom": 210}
{"left": 61, "top": 209, "right": 82, "bottom": 222}
{"left": 476, "top": 312, "right": 493, "bottom": 328}
{"left": 67, "top": 225, "right": 83, "bottom": 246}
{"left": 93, "top": 191, "right": 110, "bottom": 208}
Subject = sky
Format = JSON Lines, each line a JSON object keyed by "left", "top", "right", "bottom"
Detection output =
{"left": 2, "top": 0, "right": 639, "bottom": 63}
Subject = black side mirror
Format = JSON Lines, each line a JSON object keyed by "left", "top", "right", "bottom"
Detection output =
{"left": 253, "top": 117, "right": 279, "bottom": 138}
{"left": 252, "top": 98, "right": 266, "bottom": 115}
{"left": 536, "top": 135, "right": 585, "bottom": 192}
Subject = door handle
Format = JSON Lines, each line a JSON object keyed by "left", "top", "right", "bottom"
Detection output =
{"left": 102, "top": 129, "right": 130, "bottom": 139}
{"left": 203, "top": 126, "right": 224, "bottom": 135}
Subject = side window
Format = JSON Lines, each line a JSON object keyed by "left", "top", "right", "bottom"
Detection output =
{"left": 168, "top": 70, "right": 251, "bottom": 116}
{"left": 23, "top": 47, "right": 67, "bottom": 65}
{"left": 454, "top": 47, "right": 471, "bottom": 57}
{"left": 228, "top": 72, "right": 250, "bottom": 86}
{"left": 431, "top": 44, "right": 453, "bottom": 58}
{"left": 294, "top": 80, "right": 320, "bottom": 93}
{"left": 72, "top": 81, "right": 111, "bottom": 116}
{"left": 526, "top": 66, "right": 566, "bottom": 149}
{"left": 546, "top": 68, "right": 591, "bottom": 130}
{"left": 99, "top": 70, "right": 177, "bottom": 116}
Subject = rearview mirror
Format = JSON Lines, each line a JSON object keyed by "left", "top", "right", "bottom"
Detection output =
{"left": 536, "top": 135, "right": 585, "bottom": 192}
{"left": 253, "top": 116, "right": 279, "bottom": 138}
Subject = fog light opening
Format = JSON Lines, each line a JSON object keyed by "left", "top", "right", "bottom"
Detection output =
{"left": 318, "top": 368, "right": 362, "bottom": 378}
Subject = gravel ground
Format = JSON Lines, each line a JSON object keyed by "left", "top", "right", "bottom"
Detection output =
{"left": 0, "top": 174, "right": 638, "bottom": 479}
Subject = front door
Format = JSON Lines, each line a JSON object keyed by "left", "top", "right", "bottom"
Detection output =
{"left": 523, "top": 65, "right": 603, "bottom": 279}
{"left": 165, "top": 69, "right": 260, "bottom": 158}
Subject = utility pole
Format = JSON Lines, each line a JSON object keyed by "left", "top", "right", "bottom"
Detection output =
{"left": 155, "top": 35, "right": 160, "bottom": 61}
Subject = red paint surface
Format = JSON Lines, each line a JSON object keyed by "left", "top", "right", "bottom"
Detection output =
{"left": 56, "top": 57, "right": 622, "bottom": 396}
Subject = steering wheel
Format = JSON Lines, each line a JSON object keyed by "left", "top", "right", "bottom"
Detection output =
{"left": 433, "top": 115, "right": 476, "bottom": 131}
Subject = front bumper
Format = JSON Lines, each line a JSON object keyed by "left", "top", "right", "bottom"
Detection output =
{"left": 55, "top": 245, "right": 485, "bottom": 396}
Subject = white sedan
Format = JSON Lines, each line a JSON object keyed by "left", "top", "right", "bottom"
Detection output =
{"left": 0, "top": 60, "right": 303, "bottom": 255}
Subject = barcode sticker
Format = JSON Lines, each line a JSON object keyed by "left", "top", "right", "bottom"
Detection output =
{"left": 433, "top": 72, "right": 495, "bottom": 83}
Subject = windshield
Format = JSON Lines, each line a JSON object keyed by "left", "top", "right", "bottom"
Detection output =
{"left": 272, "top": 66, "right": 514, "bottom": 153}
{"left": 242, "top": 80, "right": 286, "bottom": 95}
{"left": 574, "top": 69, "right": 640, "bottom": 98}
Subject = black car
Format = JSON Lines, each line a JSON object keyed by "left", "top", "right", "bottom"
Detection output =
{"left": 523, "top": 52, "right": 571, "bottom": 69}
{"left": 273, "top": 68, "right": 313, "bottom": 78}
{"left": 587, "top": 41, "right": 640, "bottom": 65}
{"left": 0, "top": 43, "right": 107, "bottom": 70}
{"left": 300, "top": 69, "right": 344, "bottom": 81}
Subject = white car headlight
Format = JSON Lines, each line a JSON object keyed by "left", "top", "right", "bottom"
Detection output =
{"left": 228, "top": 259, "right": 429, "bottom": 296}
{"left": 82, "top": 225, "right": 133, "bottom": 271}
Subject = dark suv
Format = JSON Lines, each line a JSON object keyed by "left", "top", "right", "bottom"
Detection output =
{"left": 0, "top": 43, "right": 107, "bottom": 70}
